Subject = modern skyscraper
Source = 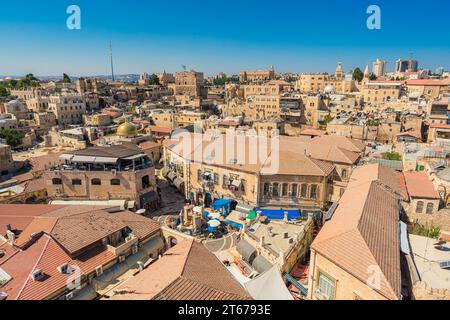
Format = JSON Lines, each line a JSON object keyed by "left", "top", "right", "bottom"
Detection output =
{"left": 395, "top": 59, "right": 418, "bottom": 73}
{"left": 372, "top": 58, "right": 388, "bottom": 77}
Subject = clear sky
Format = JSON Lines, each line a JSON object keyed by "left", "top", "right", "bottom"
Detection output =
{"left": 0, "top": 0, "right": 449, "bottom": 77}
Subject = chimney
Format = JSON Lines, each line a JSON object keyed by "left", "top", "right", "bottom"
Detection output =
{"left": 260, "top": 236, "right": 265, "bottom": 247}
{"left": 6, "top": 224, "right": 12, "bottom": 232}
{"left": 284, "top": 232, "right": 289, "bottom": 239}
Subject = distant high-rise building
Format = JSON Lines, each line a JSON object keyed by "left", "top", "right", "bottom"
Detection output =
{"left": 395, "top": 59, "right": 418, "bottom": 73}
{"left": 372, "top": 58, "right": 388, "bottom": 77}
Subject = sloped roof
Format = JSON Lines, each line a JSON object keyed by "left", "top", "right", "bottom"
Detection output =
{"left": 311, "top": 135, "right": 366, "bottom": 153}
{"left": 67, "top": 142, "right": 143, "bottom": 159}
{"left": 311, "top": 164, "right": 402, "bottom": 300}
{"left": 404, "top": 171, "right": 440, "bottom": 199}
{"left": 108, "top": 239, "right": 251, "bottom": 300}
{"left": 1, "top": 234, "right": 115, "bottom": 300}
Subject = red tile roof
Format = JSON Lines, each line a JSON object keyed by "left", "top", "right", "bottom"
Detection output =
{"left": 404, "top": 171, "right": 440, "bottom": 199}
{"left": 1, "top": 234, "right": 115, "bottom": 300}
{"left": 312, "top": 164, "right": 402, "bottom": 300}
{"left": 108, "top": 239, "right": 251, "bottom": 300}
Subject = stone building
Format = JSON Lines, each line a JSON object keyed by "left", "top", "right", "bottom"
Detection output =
{"left": 172, "top": 71, "right": 206, "bottom": 98}
{"left": 44, "top": 142, "right": 159, "bottom": 210}
{"left": 239, "top": 69, "right": 275, "bottom": 83}
{"left": 48, "top": 93, "right": 86, "bottom": 126}
{"left": 308, "top": 164, "right": 404, "bottom": 300}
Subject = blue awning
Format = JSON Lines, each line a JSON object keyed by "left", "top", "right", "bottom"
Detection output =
{"left": 256, "top": 208, "right": 301, "bottom": 221}
{"left": 212, "top": 199, "right": 233, "bottom": 213}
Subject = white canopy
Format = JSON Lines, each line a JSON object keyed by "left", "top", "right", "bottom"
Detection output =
{"left": 244, "top": 266, "right": 294, "bottom": 300}
{"left": 208, "top": 220, "right": 221, "bottom": 228}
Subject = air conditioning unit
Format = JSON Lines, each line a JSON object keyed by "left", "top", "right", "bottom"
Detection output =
{"left": 65, "top": 292, "right": 74, "bottom": 300}
{"left": 95, "top": 266, "right": 103, "bottom": 277}
{"left": 125, "top": 234, "right": 135, "bottom": 242}
{"left": 118, "top": 255, "right": 126, "bottom": 263}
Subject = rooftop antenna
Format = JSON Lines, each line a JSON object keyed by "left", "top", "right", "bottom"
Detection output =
{"left": 110, "top": 42, "right": 115, "bottom": 82}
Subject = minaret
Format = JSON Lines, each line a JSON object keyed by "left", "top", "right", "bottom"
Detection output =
{"left": 335, "top": 62, "right": 344, "bottom": 80}
{"left": 109, "top": 42, "right": 115, "bottom": 82}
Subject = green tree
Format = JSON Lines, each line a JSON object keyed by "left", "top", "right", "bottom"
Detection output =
{"left": 0, "top": 129, "right": 24, "bottom": 147}
{"left": 62, "top": 73, "right": 71, "bottom": 83}
{"left": 369, "top": 73, "right": 377, "bottom": 81}
{"left": 149, "top": 74, "right": 160, "bottom": 85}
{"left": 323, "top": 114, "right": 334, "bottom": 124}
{"left": 382, "top": 151, "right": 402, "bottom": 161}
{"left": 0, "top": 86, "right": 8, "bottom": 96}
{"left": 352, "top": 67, "right": 364, "bottom": 82}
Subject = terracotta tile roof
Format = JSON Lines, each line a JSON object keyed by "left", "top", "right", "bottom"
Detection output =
{"left": 429, "top": 123, "right": 450, "bottom": 129}
{"left": 108, "top": 239, "right": 251, "bottom": 300}
{"left": 311, "top": 135, "right": 366, "bottom": 153}
{"left": 1, "top": 234, "right": 115, "bottom": 300}
{"left": 110, "top": 211, "right": 161, "bottom": 241}
{"left": 406, "top": 79, "right": 450, "bottom": 86}
{"left": 311, "top": 164, "right": 402, "bottom": 300}
{"left": 149, "top": 126, "right": 173, "bottom": 134}
{"left": 404, "top": 171, "right": 440, "bottom": 199}
{"left": 0, "top": 204, "right": 65, "bottom": 236}
{"left": 138, "top": 141, "right": 161, "bottom": 151}
{"left": 50, "top": 210, "right": 127, "bottom": 255}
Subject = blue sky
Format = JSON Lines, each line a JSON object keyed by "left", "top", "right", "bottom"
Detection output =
{"left": 0, "top": 0, "right": 449, "bottom": 76}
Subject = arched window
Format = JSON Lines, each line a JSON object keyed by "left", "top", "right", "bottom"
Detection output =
{"left": 91, "top": 178, "right": 101, "bottom": 186}
{"left": 416, "top": 201, "right": 424, "bottom": 213}
{"left": 52, "top": 178, "right": 62, "bottom": 185}
{"left": 341, "top": 169, "right": 348, "bottom": 179}
{"left": 71, "top": 179, "right": 82, "bottom": 186}
{"left": 111, "top": 179, "right": 121, "bottom": 186}
{"left": 426, "top": 203, "right": 434, "bottom": 214}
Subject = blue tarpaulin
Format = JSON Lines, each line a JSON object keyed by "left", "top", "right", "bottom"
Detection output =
{"left": 212, "top": 199, "right": 233, "bottom": 214}
{"left": 256, "top": 208, "right": 301, "bottom": 221}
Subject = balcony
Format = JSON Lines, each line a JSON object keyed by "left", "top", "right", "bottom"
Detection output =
{"left": 107, "top": 234, "right": 138, "bottom": 256}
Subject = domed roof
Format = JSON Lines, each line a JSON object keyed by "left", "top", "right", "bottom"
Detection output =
{"left": 117, "top": 122, "right": 138, "bottom": 137}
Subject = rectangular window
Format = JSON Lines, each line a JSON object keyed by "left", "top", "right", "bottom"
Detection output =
{"left": 71, "top": 179, "right": 82, "bottom": 186}
{"left": 282, "top": 183, "right": 288, "bottom": 197}
{"left": 301, "top": 184, "right": 308, "bottom": 198}
{"left": 291, "top": 184, "right": 298, "bottom": 197}
{"left": 197, "top": 169, "right": 202, "bottom": 182}
{"left": 310, "top": 185, "right": 318, "bottom": 199}
{"left": 317, "top": 272, "right": 335, "bottom": 299}
{"left": 213, "top": 173, "right": 219, "bottom": 185}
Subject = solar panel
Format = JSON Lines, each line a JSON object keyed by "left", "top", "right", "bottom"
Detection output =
{"left": 439, "top": 261, "right": 450, "bottom": 270}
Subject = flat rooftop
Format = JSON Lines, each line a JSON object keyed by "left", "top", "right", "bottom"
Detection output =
{"left": 248, "top": 220, "right": 306, "bottom": 255}
{"left": 409, "top": 234, "right": 450, "bottom": 290}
